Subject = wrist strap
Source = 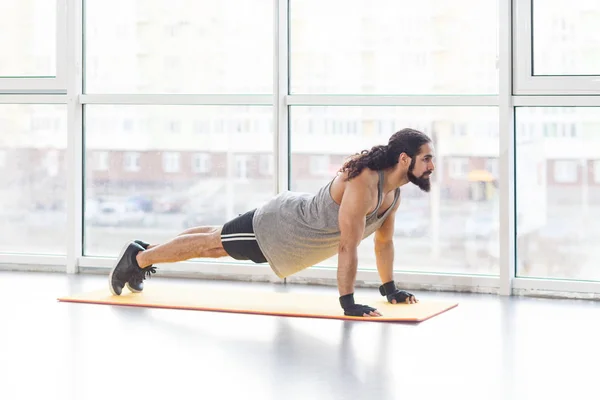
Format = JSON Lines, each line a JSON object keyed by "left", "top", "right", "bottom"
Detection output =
{"left": 339, "top": 293, "right": 355, "bottom": 309}
{"left": 379, "top": 280, "right": 397, "bottom": 296}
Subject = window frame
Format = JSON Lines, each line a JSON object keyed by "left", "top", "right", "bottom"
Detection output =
{"left": 513, "top": 0, "right": 600, "bottom": 95}
{"left": 0, "top": 0, "right": 68, "bottom": 94}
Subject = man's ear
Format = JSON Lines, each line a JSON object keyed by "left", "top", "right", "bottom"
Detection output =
{"left": 399, "top": 152, "right": 411, "bottom": 166}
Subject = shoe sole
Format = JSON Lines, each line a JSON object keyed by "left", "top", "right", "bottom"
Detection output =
{"left": 108, "top": 242, "right": 131, "bottom": 296}
{"left": 126, "top": 282, "right": 142, "bottom": 293}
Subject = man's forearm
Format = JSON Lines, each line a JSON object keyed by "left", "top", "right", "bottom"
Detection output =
{"left": 337, "top": 245, "right": 359, "bottom": 296}
{"left": 375, "top": 240, "right": 394, "bottom": 283}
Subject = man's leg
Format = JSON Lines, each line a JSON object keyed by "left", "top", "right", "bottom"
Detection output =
{"left": 136, "top": 226, "right": 227, "bottom": 268}
{"left": 140, "top": 226, "right": 220, "bottom": 250}
{"left": 109, "top": 225, "right": 227, "bottom": 296}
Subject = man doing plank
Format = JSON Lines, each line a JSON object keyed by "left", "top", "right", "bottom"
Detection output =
{"left": 108, "top": 128, "right": 435, "bottom": 317}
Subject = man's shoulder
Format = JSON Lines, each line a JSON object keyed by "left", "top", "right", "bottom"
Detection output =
{"left": 345, "top": 168, "right": 380, "bottom": 190}
{"left": 336, "top": 169, "right": 380, "bottom": 208}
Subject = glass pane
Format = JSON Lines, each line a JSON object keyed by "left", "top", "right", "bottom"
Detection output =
{"left": 84, "top": 0, "right": 273, "bottom": 94}
{"left": 289, "top": 0, "right": 499, "bottom": 94}
{"left": 290, "top": 106, "right": 500, "bottom": 275}
{"left": 0, "top": 0, "right": 57, "bottom": 77}
{"left": 516, "top": 107, "right": 600, "bottom": 280}
{"left": 533, "top": 0, "right": 600, "bottom": 75}
{"left": 0, "top": 104, "right": 67, "bottom": 255}
{"left": 84, "top": 105, "right": 274, "bottom": 261}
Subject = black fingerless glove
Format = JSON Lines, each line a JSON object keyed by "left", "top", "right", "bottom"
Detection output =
{"left": 339, "top": 293, "right": 377, "bottom": 316}
{"left": 379, "top": 280, "right": 415, "bottom": 303}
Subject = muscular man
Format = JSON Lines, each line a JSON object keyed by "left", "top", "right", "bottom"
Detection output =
{"left": 108, "top": 128, "right": 435, "bottom": 317}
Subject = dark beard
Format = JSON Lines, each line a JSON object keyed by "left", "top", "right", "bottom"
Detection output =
{"left": 408, "top": 169, "right": 431, "bottom": 192}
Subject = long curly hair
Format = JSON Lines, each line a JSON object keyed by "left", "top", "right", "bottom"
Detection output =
{"left": 340, "top": 128, "right": 431, "bottom": 181}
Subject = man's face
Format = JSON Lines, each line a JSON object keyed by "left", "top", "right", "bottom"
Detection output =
{"left": 407, "top": 143, "right": 435, "bottom": 192}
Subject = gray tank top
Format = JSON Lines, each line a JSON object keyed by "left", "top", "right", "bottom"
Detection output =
{"left": 252, "top": 170, "right": 400, "bottom": 278}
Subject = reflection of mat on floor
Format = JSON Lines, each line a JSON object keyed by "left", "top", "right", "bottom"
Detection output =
{"left": 57, "top": 285, "right": 458, "bottom": 322}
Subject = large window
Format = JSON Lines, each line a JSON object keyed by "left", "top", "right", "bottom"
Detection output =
{"left": 2, "top": 0, "right": 600, "bottom": 297}
{"left": 84, "top": 0, "right": 273, "bottom": 94}
{"left": 0, "top": 104, "right": 67, "bottom": 255}
{"left": 290, "top": 106, "right": 500, "bottom": 275}
{"left": 516, "top": 107, "right": 600, "bottom": 281}
{"left": 84, "top": 105, "right": 274, "bottom": 259}
{"left": 289, "top": 0, "right": 499, "bottom": 94}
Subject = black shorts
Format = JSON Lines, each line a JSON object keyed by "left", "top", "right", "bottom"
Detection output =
{"left": 221, "top": 209, "right": 268, "bottom": 264}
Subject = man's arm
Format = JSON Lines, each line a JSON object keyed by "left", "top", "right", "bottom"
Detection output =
{"left": 374, "top": 197, "right": 418, "bottom": 304}
{"left": 336, "top": 171, "right": 382, "bottom": 317}
{"left": 374, "top": 198, "right": 401, "bottom": 284}
{"left": 337, "top": 172, "right": 374, "bottom": 297}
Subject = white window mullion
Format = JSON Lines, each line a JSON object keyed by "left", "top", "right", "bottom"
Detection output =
{"left": 286, "top": 95, "right": 498, "bottom": 106}
{"left": 0, "top": 95, "right": 68, "bottom": 104}
{"left": 79, "top": 94, "right": 272, "bottom": 105}
{"left": 55, "top": 0, "right": 69, "bottom": 90}
{"left": 65, "top": 0, "right": 83, "bottom": 273}
{"left": 274, "top": 0, "right": 289, "bottom": 194}
{"left": 499, "top": 0, "right": 516, "bottom": 296}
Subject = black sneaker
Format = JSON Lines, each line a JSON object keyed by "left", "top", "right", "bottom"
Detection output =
{"left": 134, "top": 240, "right": 150, "bottom": 249}
{"left": 126, "top": 240, "right": 157, "bottom": 293}
{"left": 108, "top": 242, "right": 146, "bottom": 296}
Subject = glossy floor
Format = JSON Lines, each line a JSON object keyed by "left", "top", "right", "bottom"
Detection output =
{"left": 1, "top": 270, "right": 599, "bottom": 400}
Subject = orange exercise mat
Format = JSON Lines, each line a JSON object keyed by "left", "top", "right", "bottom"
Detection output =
{"left": 58, "top": 285, "right": 458, "bottom": 322}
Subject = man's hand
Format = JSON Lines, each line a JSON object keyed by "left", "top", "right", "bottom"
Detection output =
{"left": 388, "top": 290, "right": 418, "bottom": 304}
{"left": 379, "top": 280, "right": 418, "bottom": 304}
{"left": 339, "top": 293, "right": 382, "bottom": 317}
